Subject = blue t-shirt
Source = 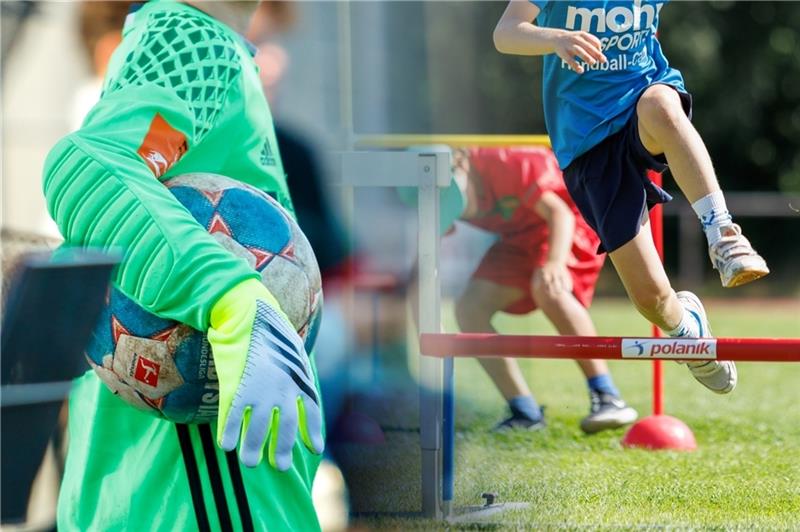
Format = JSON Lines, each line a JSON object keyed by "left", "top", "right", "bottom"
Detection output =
{"left": 531, "top": 0, "right": 685, "bottom": 169}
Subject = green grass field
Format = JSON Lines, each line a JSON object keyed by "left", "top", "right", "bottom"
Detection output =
{"left": 338, "top": 298, "right": 800, "bottom": 530}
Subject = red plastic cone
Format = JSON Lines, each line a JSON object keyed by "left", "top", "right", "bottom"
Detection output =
{"left": 621, "top": 415, "right": 697, "bottom": 451}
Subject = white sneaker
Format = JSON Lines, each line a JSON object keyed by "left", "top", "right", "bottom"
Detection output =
{"left": 675, "top": 291, "right": 737, "bottom": 394}
{"left": 709, "top": 224, "right": 769, "bottom": 288}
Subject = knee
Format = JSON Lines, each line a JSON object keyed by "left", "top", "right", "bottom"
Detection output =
{"left": 531, "top": 282, "right": 566, "bottom": 313}
{"left": 628, "top": 284, "right": 674, "bottom": 318}
{"left": 637, "top": 85, "right": 684, "bottom": 131}
{"left": 454, "top": 296, "right": 494, "bottom": 331}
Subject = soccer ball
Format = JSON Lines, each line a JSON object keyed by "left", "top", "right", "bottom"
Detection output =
{"left": 86, "top": 173, "right": 323, "bottom": 423}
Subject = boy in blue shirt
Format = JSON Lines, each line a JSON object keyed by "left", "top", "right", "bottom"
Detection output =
{"left": 494, "top": 0, "right": 769, "bottom": 393}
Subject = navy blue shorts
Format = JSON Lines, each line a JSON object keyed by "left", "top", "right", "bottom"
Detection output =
{"left": 563, "top": 87, "right": 692, "bottom": 253}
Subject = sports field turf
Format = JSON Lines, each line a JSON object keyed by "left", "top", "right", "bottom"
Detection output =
{"left": 339, "top": 298, "right": 800, "bottom": 530}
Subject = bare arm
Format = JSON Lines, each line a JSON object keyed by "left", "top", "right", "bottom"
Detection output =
{"left": 535, "top": 190, "right": 576, "bottom": 264}
{"left": 533, "top": 191, "right": 576, "bottom": 297}
{"left": 493, "top": 0, "right": 606, "bottom": 74}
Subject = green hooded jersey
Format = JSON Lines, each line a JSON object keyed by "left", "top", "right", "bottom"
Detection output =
{"left": 43, "top": 2, "right": 321, "bottom": 530}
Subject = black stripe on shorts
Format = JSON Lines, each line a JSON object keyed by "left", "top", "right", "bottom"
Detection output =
{"left": 175, "top": 424, "right": 211, "bottom": 532}
{"left": 225, "top": 450, "right": 254, "bottom": 532}
{"left": 198, "top": 424, "right": 234, "bottom": 532}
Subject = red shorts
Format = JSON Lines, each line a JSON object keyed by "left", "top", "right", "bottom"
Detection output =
{"left": 471, "top": 224, "right": 605, "bottom": 315}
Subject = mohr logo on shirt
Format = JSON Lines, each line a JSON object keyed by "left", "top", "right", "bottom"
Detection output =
{"left": 565, "top": 0, "right": 664, "bottom": 34}
{"left": 133, "top": 355, "right": 161, "bottom": 387}
{"left": 621, "top": 338, "right": 717, "bottom": 359}
{"left": 137, "top": 113, "right": 188, "bottom": 178}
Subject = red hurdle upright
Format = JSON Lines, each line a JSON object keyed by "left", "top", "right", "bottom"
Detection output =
{"left": 650, "top": 170, "right": 665, "bottom": 418}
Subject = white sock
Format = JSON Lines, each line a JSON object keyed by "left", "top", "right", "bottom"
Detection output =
{"left": 666, "top": 307, "right": 701, "bottom": 338}
{"left": 691, "top": 191, "right": 733, "bottom": 246}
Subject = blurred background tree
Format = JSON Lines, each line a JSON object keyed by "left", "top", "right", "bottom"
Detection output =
{"left": 658, "top": 1, "right": 800, "bottom": 195}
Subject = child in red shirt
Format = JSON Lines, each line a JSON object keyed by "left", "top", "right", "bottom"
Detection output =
{"left": 453, "top": 146, "right": 636, "bottom": 432}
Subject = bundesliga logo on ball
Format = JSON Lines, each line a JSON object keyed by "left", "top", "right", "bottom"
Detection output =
{"left": 85, "top": 173, "right": 323, "bottom": 423}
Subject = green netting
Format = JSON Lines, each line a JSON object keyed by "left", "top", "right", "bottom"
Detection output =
{"left": 106, "top": 10, "right": 241, "bottom": 142}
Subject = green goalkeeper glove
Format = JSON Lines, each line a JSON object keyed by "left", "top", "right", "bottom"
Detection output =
{"left": 207, "top": 279, "right": 324, "bottom": 469}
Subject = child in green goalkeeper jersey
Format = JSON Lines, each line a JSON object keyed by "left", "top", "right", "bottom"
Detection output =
{"left": 43, "top": 2, "right": 324, "bottom": 530}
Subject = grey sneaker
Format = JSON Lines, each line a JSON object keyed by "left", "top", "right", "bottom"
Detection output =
{"left": 709, "top": 224, "right": 769, "bottom": 287}
{"left": 493, "top": 406, "right": 546, "bottom": 432}
{"left": 676, "top": 291, "right": 737, "bottom": 394}
{"left": 580, "top": 392, "right": 638, "bottom": 434}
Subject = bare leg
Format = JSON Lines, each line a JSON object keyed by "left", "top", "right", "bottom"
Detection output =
{"left": 608, "top": 218, "right": 683, "bottom": 332}
{"left": 454, "top": 279, "right": 532, "bottom": 401}
{"left": 531, "top": 270, "right": 638, "bottom": 431}
{"left": 530, "top": 278, "right": 608, "bottom": 379}
{"left": 637, "top": 84, "right": 768, "bottom": 288}
{"left": 608, "top": 219, "right": 739, "bottom": 394}
{"left": 408, "top": 272, "right": 531, "bottom": 396}
{"left": 637, "top": 84, "right": 720, "bottom": 203}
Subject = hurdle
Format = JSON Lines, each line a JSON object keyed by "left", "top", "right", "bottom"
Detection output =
{"left": 420, "top": 334, "right": 800, "bottom": 362}
{"left": 338, "top": 134, "right": 553, "bottom": 518}
{"left": 337, "top": 134, "right": 627, "bottom": 519}
{"left": 337, "top": 135, "right": 800, "bottom": 521}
